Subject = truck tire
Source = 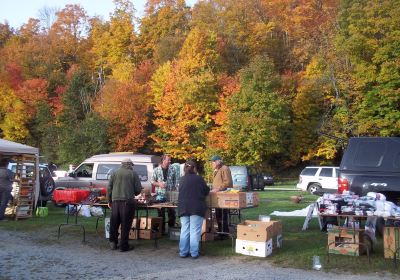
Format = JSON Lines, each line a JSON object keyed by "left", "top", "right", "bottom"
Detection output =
{"left": 41, "top": 177, "right": 55, "bottom": 197}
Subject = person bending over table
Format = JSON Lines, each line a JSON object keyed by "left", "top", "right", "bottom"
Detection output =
{"left": 107, "top": 158, "right": 142, "bottom": 252}
{"left": 210, "top": 155, "right": 233, "bottom": 239}
{"left": 178, "top": 160, "right": 210, "bottom": 259}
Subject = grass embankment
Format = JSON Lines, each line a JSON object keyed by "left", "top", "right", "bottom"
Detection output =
{"left": 0, "top": 188, "right": 398, "bottom": 274}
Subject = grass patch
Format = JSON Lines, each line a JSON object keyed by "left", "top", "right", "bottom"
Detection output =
{"left": 1, "top": 192, "right": 399, "bottom": 275}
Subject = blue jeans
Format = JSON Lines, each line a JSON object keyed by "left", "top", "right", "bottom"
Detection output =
{"left": 179, "top": 215, "right": 204, "bottom": 257}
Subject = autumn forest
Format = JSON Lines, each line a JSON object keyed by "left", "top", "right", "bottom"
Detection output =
{"left": 0, "top": 0, "right": 399, "bottom": 172}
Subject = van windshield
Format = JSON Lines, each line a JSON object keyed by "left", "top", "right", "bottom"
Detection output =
{"left": 96, "top": 163, "right": 148, "bottom": 182}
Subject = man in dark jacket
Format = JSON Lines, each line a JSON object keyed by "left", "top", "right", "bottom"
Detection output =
{"left": 107, "top": 158, "right": 142, "bottom": 252}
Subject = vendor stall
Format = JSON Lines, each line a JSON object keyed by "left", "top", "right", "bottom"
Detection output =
{"left": 0, "top": 139, "right": 40, "bottom": 220}
{"left": 317, "top": 192, "right": 400, "bottom": 263}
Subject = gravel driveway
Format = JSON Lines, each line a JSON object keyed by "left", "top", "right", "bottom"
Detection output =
{"left": 0, "top": 229, "right": 396, "bottom": 280}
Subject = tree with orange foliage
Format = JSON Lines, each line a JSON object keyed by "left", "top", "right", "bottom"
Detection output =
{"left": 206, "top": 74, "right": 240, "bottom": 160}
{"left": 150, "top": 27, "right": 221, "bottom": 161}
{"left": 94, "top": 79, "right": 150, "bottom": 151}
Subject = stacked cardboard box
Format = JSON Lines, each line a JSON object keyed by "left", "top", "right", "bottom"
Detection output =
{"left": 327, "top": 226, "right": 366, "bottom": 256}
{"left": 206, "top": 192, "right": 260, "bottom": 209}
{"left": 111, "top": 216, "right": 162, "bottom": 240}
{"left": 383, "top": 227, "right": 400, "bottom": 260}
{"left": 201, "top": 214, "right": 215, "bottom": 242}
{"left": 235, "top": 220, "right": 283, "bottom": 257}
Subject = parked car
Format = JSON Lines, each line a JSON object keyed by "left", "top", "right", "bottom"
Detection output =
{"left": 8, "top": 162, "right": 55, "bottom": 205}
{"left": 338, "top": 137, "right": 400, "bottom": 202}
{"left": 229, "top": 166, "right": 273, "bottom": 191}
{"left": 263, "top": 174, "right": 274, "bottom": 186}
{"left": 54, "top": 153, "right": 161, "bottom": 192}
{"left": 296, "top": 166, "right": 339, "bottom": 194}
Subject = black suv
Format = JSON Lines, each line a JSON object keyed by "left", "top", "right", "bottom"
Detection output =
{"left": 338, "top": 137, "right": 400, "bottom": 202}
{"left": 8, "top": 163, "right": 56, "bottom": 206}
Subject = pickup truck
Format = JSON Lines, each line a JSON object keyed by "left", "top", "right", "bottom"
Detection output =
{"left": 338, "top": 137, "right": 400, "bottom": 203}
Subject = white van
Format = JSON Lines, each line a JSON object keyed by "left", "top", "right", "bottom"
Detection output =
{"left": 54, "top": 153, "right": 161, "bottom": 191}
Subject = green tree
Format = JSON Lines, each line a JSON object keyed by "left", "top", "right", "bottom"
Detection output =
{"left": 227, "top": 56, "right": 291, "bottom": 167}
{"left": 337, "top": 0, "right": 400, "bottom": 136}
{"left": 136, "top": 0, "right": 190, "bottom": 63}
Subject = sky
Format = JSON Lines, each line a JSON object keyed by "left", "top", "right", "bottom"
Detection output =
{"left": 0, "top": 0, "right": 196, "bottom": 29}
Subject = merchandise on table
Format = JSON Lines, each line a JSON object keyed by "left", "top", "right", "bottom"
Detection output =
{"left": 53, "top": 189, "right": 90, "bottom": 204}
{"left": 318, "top": 192, "right": 400, "bottom": 217}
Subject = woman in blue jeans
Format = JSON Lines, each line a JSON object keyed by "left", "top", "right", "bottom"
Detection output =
{"left": 178, "top": 160, "right": 210, "bottom": 259}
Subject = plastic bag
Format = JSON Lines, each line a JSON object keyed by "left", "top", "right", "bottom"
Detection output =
{"left": 90, "top": 206, "right": 104, "bottom": 217}
{"left": 79, "top": 205, "right": 91, "bottom": 217}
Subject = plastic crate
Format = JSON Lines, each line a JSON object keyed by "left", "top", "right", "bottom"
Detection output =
{"left": 53, "top": 189, "right": 90, "bottom": 203}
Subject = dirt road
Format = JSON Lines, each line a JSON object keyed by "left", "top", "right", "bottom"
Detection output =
{"left": 0, "top": 229, "right": 396, "bottom": 280}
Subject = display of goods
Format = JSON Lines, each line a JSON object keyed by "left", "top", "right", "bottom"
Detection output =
{"left": 81, "top": 193, "right": 99, "bottom": 204}
{"left": 53, "top": 189, "right": 90, "bottom": 203}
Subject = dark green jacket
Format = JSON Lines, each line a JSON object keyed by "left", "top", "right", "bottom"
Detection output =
{"left": 107, "top": 165, "right": 142, "bottom": 203}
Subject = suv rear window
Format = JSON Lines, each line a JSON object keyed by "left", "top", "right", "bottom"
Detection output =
{"left": 354, "top": 142, "right": 385, "bottom": 167}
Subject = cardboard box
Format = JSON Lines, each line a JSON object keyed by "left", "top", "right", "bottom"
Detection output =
{"left": 201, "top": 217, "right": 215, "bottom": 242}
{"left": 122, "top": 228, "right": 162, "bottom": 240}
{"left": 246, "top": 192, "right": 260, "bottom": 207}
{"left": 138, "top": 229, "right": 161, "bottom": 239}
{"left": 237, "top": 220, "right": 274, "bottom": 242}
{"left": 201, "top": 216, "right": 215, "bottom": 233}
{"left": 383, "top": 227, "right": 400, "bottom": 259}
{"left": 328, "top": 227, "right": 366, "bottom": 256}
{"left": 206, "top": 192, "right": 247, "bottom": 208}
{"left": 139, "top": 217, "right": 162, "bottom": 231}
{"left": 235, "top": 239, "right": 273, "bottom": 257}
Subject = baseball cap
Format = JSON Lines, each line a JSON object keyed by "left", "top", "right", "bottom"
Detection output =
{"left": 210, "top": 155, "right": 222, "bottom": 161}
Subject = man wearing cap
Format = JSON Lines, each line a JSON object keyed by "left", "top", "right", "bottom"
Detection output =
{"left": 210, "top": 155, "right": 233, "bottom": 236}
{"left": 107, "top": 158, "right": 142, "bottom": 252}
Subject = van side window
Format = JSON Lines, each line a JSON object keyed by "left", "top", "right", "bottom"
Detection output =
{"left": 97, "top": 164, "right": 120, "bottom": 180}
{"left": 75, "top": 163, "right": 94, "bottom": 178}
{"left": 134, "top": 165, "right": 148, "bottom": 182}
{"left": 319, "top": 168, "right": 333, "bottom": 177}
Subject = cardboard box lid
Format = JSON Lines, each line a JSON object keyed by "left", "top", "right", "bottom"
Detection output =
{"left": 237, "top": 220, "right": 275, "bottom": 241}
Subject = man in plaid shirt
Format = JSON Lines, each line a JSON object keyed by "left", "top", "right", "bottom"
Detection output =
{"left": 151, "top": 154, "right": 177, "bottom": 233}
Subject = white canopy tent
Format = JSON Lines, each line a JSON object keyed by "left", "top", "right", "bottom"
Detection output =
{"left": 0, "top": 139, "right": 40, "bottom": 207}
